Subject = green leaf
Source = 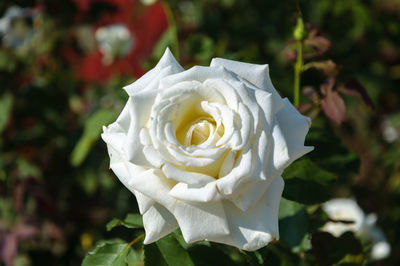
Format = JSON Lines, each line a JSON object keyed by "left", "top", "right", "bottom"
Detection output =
{"left": 0, "top": 51, "right": 17, "bottom": 72}
{"left": 70, "top": 109, "right": 117, "bottom": 166}
{"left": 186, "top": 244, "right": 237, "bottom": 266}
{"left": 124, "top": 214, "right": 144, "bottom": 228}
{"left": 279, "top": 198, "right": 310, "bottom": 251}
{"left": 144, "top": 235, "right": 194, "bottom": 266}
{"left": 16, "top": 157, "right": 41, "bottom": 180}
{"left": 156, "top": 235, "right": 195, "bottom": 266}
{"left": 306, "top": 118, "right": 359, "bottom": 180}
{"left": 185, "top": 34, "right": 215, "bottom": 64}
{"left": 0, "top": 93, "right": 13, "bottom": 134}
{"left": 82, "top": 239, "right": 132, "bottom": 266}
{"left": 259, "top": 242, "right": 300, "bottom": 266}
{"left": 107, "top": 213, "right": 143, "bottom": 231}
{"left": 144, "top": 243, "right": 168, "bottom": 266}
{"left": 106, "top": 218, "right": 123, "bottom": 232}
{"left": 282, "top": 158, "right": 336, "bottom": 204}
{"left": 125, "top": 248, "right": 143, "bottom": 266}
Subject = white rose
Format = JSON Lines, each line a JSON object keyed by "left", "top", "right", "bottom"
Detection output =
{"left": 102, "top": 48, "right": 313, "bottom": 251}
{"left": 322, "top": 198, "right": 391, "bottom": 260}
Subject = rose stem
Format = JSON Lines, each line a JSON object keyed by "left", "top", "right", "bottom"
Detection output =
{"left": 128, "top": 233, "right": 145, "bottom": 247}
{"left": 293, "top": 16, "right": 304, "bottom": 107}
{"left": 162, "top": 2, "right": 180, "bottom": 61}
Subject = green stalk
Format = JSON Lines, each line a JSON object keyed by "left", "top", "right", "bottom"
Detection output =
{"left": 128, "top": 233, "right": 144, "bottom": 247}
{"left": 293, "top": 16, "right": 304, "bottom": 107}
{"left": 162, "top": 2, "right": 180, "bottom": 60}
{"left": 293, "top": 40, "right": 303, "bottom": 107}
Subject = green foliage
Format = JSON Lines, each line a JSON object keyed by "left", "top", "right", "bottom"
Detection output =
{"left": 144, "top": 243, "right": 168, "bottom": 266}
{"left": 186, "top": 244, "right": 238, "bottom": 266}
{"left": 82, "top": 239, "right": 136, "bottom": 266}
{"left": 0, "top": 51, "right": 16, "bottom": 72}
{"left": 70, "top": 109, "right": 117, "bottom": 166}
{"left": 282, "top": 158, "right": 336, "bottom": 204}
{"left": 107, "top": 213, "right": 144, "bottom": 231}
{"left": 279, "top": 199, "right": 310, "bottom": 251}
{"left": 0, "top": 93, "right": 13, "bottom": 134}
{"left": 145, "top": 234, "right": 195, "bottom": 266}
{"left": 311, "top": 232, "right": 364, "bottom": 265}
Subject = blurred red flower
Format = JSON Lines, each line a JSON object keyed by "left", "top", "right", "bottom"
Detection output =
{"left": 68, "top": 0, "right": 168, "bottom": 82}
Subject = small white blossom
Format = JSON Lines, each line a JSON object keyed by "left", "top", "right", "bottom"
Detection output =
{"left": 0, "top": 6, "right": 37, "bottom": 49}
{"left": 95, "top": 23, "right": 134, "bottom": 65}
{"left": 323, "top": 198, "right": 391, "bottom": 260}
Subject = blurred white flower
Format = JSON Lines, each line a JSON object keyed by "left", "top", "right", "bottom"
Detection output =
{"left": 141, "top": 0, "right": 157, "bottom": 5}
{"left": 0, "top": 6, "right": 38, "bottom": 49}
{"left": 382, "top": 119, "right": 399, "bottom": 143}
{"left": 322, "top": 198, "right": 391, "bottom": 261}
{"left": 371, "top": 241, "right": 391, "bottom": 261}
{"left": 95, "top": 23, "right": 134, "bottom": 65}
{"left": 322, "top": 198, "right": 364, "bottom": 236}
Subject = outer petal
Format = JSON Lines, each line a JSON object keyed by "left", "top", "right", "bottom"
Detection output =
{"left": 208, "top": 176, "right": 284, "bottom": 251}
{"left": 124, "top": 166, "right": 230, "bottom": 243}
{"left": 124, "top": 93, "right": 158, "bottom": 166}
{"left": 267, "top": 98, "right": 313, "bottom": 175}
{"left": 134, "top": 190, "right": 155, "bottom": 215}
{"left": 124, "top": 48, "right": 183, "bottom": 95}
{"left": 101, "top": 99, "right": 132, "bottom": 164}
{"left": 229, "top": 179, "right": 271, "bottom": 212}
{"left": 210, "top": 57, "right": 274, "bottom": 93}
{"left": 159, "top": 65, "right": 237, "bottom": 90}
{"left": 142, "top": 203, "right": 179, "bottom": 244}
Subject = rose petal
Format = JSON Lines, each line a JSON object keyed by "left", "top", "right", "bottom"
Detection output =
{"left": 216, "top": 144, "right": 255, "bottom": 195}
{"left": 267, "top": 98, "right": 313, "bottom": 176}
{"left": 210, "top": 58, "right": 273, "bottom": 93}
{"left": 143, "top": 203, "right": 179, "bottom": 244}
{"left": 124, "top": 166, "right": 230, "bottom": 243}
{"left": 159, "top": 65, "right": 237, "bottom": 90}
{"left": 168, "top": 182, "right": 220, "bottom": 202}
{"left": 207, "top": 176, "right": 284, "bottom": 251}
{"left": 102, "top": 130, "right": 126, "bottom": 165}
{"left": 218, "top": 150, "right": 236, "bottom": 178}
{"left": 230, "top": 179, "right": 271, "bottom": 211}
{"left": 162, "top": 162, "right": 215, "bottom": 186}
{"left": 103, "top": 151, "right": 158, "bottom": 217}
{"left": 124, "top": 91, "right": 158, "bottom": 166}
{"left": 254, "top": 88, "right": 284, "bottom": 130}
{"left": 124, "top": 48, "right": 183, "bottom": 95}
{"left": 203, "top": 79, "right": 240, "bottom": 111}
{"left": 135, "top": 190, "right": 155, "bottom": 215}
{"left": 142, "top": 146, "right": 165, "bottom": 168}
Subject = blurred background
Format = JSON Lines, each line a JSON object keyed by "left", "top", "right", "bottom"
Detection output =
{"left": 0, "top": 0, "right": 399, "bottom": 265}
